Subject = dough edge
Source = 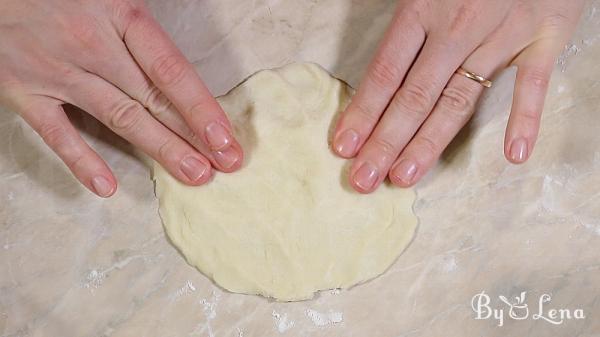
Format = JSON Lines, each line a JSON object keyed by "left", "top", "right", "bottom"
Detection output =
{"left": 153, "top": 63, "right": 418, "bottom": 301}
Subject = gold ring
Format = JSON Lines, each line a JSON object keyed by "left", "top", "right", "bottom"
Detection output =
{"left": 456, "top": 67, "right": 493, "bottom": 88}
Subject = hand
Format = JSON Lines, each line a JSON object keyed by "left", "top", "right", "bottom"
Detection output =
{"left": 0, "top": 0, "right": 244, "bottom": 197}
{"left": 332, "top": 0, "right": 585, "bottom": 193}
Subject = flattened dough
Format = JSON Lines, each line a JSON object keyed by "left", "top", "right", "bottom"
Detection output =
{"left": 153, "top": 63, "right": 417, "bottom": 301}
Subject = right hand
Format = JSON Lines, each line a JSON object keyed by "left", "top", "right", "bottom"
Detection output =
{"left": 0, "top": 0, "right": 244, "bottom": 198}
{"left": 331, "top": 0, "right": 584, "bottom": 193}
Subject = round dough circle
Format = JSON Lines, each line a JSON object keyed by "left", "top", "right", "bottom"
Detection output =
{"left": 154, "top": 63, "right": 417, "bottom": 301}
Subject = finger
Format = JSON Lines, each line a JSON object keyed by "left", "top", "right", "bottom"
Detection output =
{"left": 349, "top": 36, "right": 472, "bottom": 193}
{"left": 390, "top": 44, "right": 504, "bottom": 187}
{"left": 80, "top": 37, "right": 231, "bottom": 172}
{"left": 65, "top": 73, "right": 213, "bottom": 185}
{"left": 332, "top": 9, "right": 426, "bottom": 158}
{"left": 18, "top": 97, "right": 117, "bottom": 197}
{"left": 504, "top": 41, "right": 558, "bottom": 164}
{"left": 118, "top": 7, "right": 243, "bottom": 172}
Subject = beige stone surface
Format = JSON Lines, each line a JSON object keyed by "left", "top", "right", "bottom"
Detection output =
{"left": 1, "top": 0, "right": 599, "bottom": 336}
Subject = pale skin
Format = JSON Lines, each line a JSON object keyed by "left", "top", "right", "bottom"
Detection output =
{"left": 0, "top": 0, "right": 244, "bottom": 198}
{"left": 0, "top": 0, "right": 586, "bottom": 197}
{"left": 333, "top": 0, "right": 586, "bottom": 193}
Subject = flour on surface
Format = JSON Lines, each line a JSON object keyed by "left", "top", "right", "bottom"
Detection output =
{"left": 557, "top": 43, "right": 581, "bottom": 72}
{"left": 272, "top": 310, "right": 294, "bottom": 333}
{"left": 578, "top": 217, "right": 600, "bottom": 237}
{"left": 83, "top": 269, "right": 105, "bottom": 291}
{"left": 169, "top": 280, "right": 197, "bottom": 301}
{"left": 305, "top": 309, "right": 343, "bottom": 327}
{"left": 82, "top": 255, "right": 147, "bottom": 292}
{"left": 200, "top": 291, "right": 219, "bottom": 320}
{"left": 442, "top": 255, "right": 458, "bottom": 273}
{"left": 190, "top": 290, "right": 220, "bottom": 337}
{"left": 582, "top": 37, "right": 598, "bottom": 47}
{"left": 540, "top": 165, "right": 578, "bottom": 215}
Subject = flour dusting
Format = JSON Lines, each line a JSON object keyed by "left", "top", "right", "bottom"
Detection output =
{"left": 541, "top": 175, "right": 560, "bottom": 213}
{"left": 190, "top": 290, "right": 220, "bottom": 337}
{"left": 200, "top": 291, "right": 219, "bottom": 320}
{"left": 442, "top": 255, "right": 458, "bottom": 272}
{"left": 83, "top": 269, "right": 106, "bottom": 291}
{"left": 82, "top": 255, "right": 146, "bottom": 291}
{"left": 582, "top": 37, "right": 598, "bottom": 47}
{"left": 305, "top": 309, "right": 343, "bottom": 327}
{"left": 540, "top": 165, "right": 578, "bottom": 215}
{"left": 557, "top": 43, "right": 581, "bottom": 72}
{"left": 585, "top": 5, "right": 597, "bottom": 20}
{"left": 578, "top": 217, "right": 600, "bottom": 237}
{"left": 272, "top": 310, "right": 294, "bottom": 333}
{"left": 583, "top": 223, "right": 600, "bottom": 236}
{"left": 169, "top": 280, "right": 197, "bottom": 301}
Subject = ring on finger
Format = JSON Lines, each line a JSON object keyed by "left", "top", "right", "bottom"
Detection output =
{"left": 455, "top": 67, "right": 493, "bottom": 88}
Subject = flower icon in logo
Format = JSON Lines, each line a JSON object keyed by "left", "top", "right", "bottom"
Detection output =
{"left": 499, "top": 291, "right": 529, "bottom": 320}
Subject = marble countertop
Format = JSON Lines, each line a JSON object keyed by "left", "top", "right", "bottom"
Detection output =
{"left": 1, "top": 1, "right": 599, "bottom": 336}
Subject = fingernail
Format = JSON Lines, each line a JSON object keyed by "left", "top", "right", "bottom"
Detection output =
{"left": 334, "top": 129, "right": 360, "bottom": 157}
{"left": 205, "top": 122, "right": 231, "bottom": 151}
{"left": 391, "top": 159, "right": 418, "bottom": 185}
{"left": 213, "top": 147, "right": 240, "bottom": 169}
{"left": 510, "top": 138, "right": 529, "bottom": 163}
{"left": 353, "top": 161, "right": 379, "bottom": 191}
{"left": 181, "top": 156, "right": 209, "bottom": 182}
{"left": 92, "top": 176, "right": 114, "bottom": 198}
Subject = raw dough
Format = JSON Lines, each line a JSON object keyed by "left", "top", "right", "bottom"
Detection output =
{"left": 153, "top": 63, "right": 417, "bottom": 301}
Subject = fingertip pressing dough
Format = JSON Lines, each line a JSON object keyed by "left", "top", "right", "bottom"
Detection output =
{"left": 153, "top": 62, "right": 417, "bottom": 301}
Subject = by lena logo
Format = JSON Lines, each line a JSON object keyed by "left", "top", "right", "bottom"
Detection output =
{"left": 471, "top": 291, "right": 586, "bottom": 327}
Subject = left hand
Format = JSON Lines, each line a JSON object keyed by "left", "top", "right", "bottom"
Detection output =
{"left": 332, "top": 0, "right": 585, "bottom": 193}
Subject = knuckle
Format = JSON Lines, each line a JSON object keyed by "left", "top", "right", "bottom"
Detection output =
{"left": 39, "top": 123, "right": 68, "bottom": 148}
{"left": 438, "top": 86, "right": 476, "bottom": 120}
{"left": 57, "top": 67, "right": 82, "bottom": 89}
{"left": 369, "top": 57, "right": 401, "bottom": 88}
{"left": 518, "top": 109, "right": 540, "bottom": 124}
{"left": 38, "top": 122, "right": 88, "bottom": 170}
{"left": 109, "top": 100, "right": 144, "bottom": 133}
{"left": 66, "top": 16, "right": 103, "bottom": 51}
{"left": 353, "top": 101, "right": 380, "bottom": 123}
{"left": 413, "top": 134, "right": 439, "bottom": 157}
{"left": 371, "top": 137, "right": 398, "bottom": 157}
{"left": 542, "top": 13, "right": 571, "bottom": 30}
{"left": 522, "top": 67, "right": 550, "bottom": 90}
{"left": 392, "top": 83, "right": 433, "bottom": 119}
{"left": 446, "top": 2, "right": 480, "bottom": 38}
{"left": 110, "top": 0, "right": 146, "bottom": 24}
{"left": 157, "top": 137, "right": 175, "bottom": 162}
{"left": 152, "top": 54, "right": 187, "bottom": 87}
{"left": 186, "top": 100, "right": 211, "bottom": 120}
{"left": 402, "top": 0, "right": 427, "bottom": 21}
{"left": 143, "top": 86, "right": 172, "bottom": 117}
{"left": 67, "top": 153, "right": 87, "bottom": 173}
